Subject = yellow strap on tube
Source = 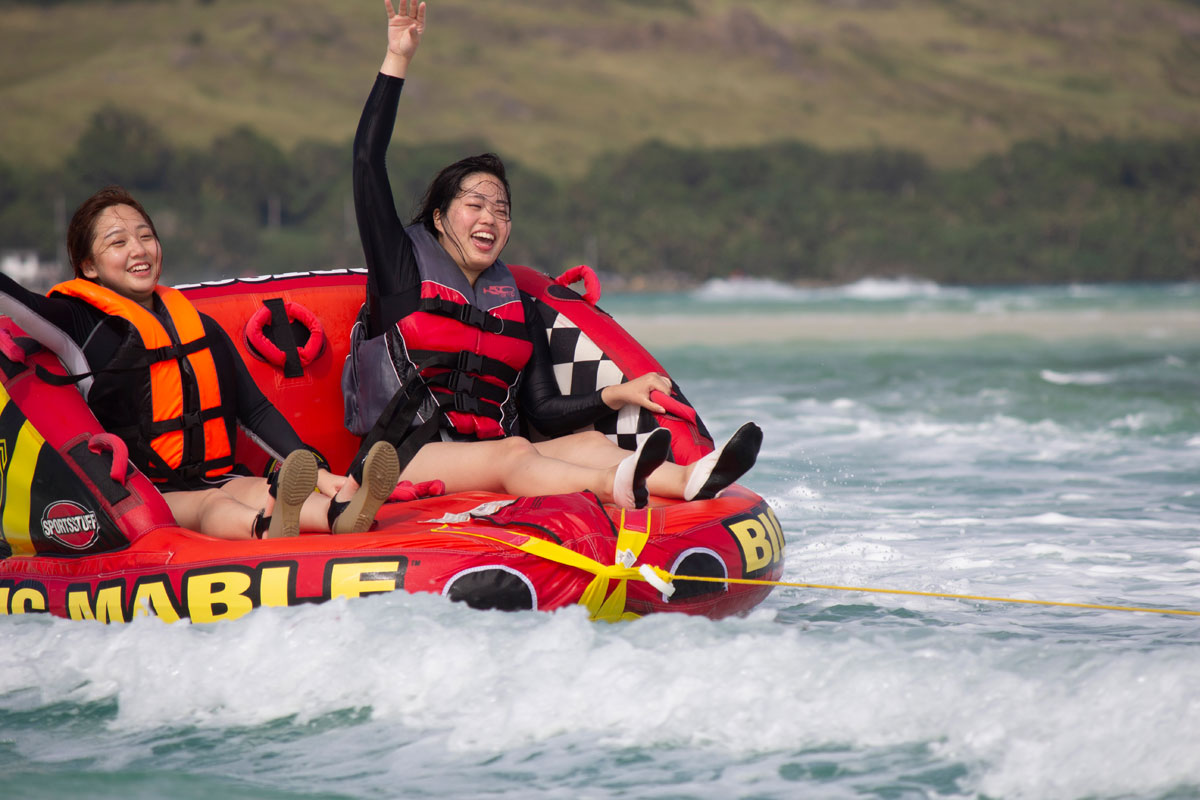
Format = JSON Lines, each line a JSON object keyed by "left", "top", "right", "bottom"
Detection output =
{"left": 437, "top": 521, "right": 1198, "bottom": 620}
{"left": 435, "top": 516, "right": 655, "bottom": 622}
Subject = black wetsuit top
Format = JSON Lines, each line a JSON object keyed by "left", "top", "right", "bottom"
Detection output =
{"left": 0, "top": 273, "right": 309, "bottom": 488}
{"left": 353, "top": 73, "right": 611, "bottom": 438}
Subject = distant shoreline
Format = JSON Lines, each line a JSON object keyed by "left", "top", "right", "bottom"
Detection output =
{"left": 614, "top": 309, "right": 1200, "bottom": 346}
{"left": 597, "top": 273, "right": 1200, "bottom": 294}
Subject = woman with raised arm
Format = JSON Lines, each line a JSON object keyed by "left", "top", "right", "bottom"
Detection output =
{"left": 0, "top": 186, "right": 399, "bottom": 540}
{"left": 344, "top": 0, "right": 761, "bottom": 508}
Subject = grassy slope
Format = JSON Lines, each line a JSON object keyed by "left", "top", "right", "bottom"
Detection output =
{"left": 0, "top": 0, "right": 1198, "bottom": 178}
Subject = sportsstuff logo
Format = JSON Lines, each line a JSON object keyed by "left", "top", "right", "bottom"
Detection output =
{"left": 40, "top": 501, "right": 100, "bottom": 550}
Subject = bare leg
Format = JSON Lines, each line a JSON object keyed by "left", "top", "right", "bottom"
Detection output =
{"left": 163, "top": 488, "right": 260, "bottom": 540}
{"left": 163, "top": 445, "right": 399, "bottom": 538}
{"left": 533, "top": 424, "right": 763, "bottom": 501}
{"left": 532, "top": 431, "right": 692, "bottom": 498}
{"left": 219, "top": 474, "right": 335, "bottom": 532}
{"left": 401, "top": 436, "right": 622, "bottom": 502}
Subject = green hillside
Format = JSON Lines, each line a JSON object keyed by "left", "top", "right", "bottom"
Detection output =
{"left": 2, "top": 0, "right": 1198, "bottom": 177}
{"left": 2, "top": 0, "right": 1199, "bottom": 284}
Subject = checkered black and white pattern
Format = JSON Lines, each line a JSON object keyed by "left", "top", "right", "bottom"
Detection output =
{"left": 540, "top": 311, "right": 662, "bottom": 453}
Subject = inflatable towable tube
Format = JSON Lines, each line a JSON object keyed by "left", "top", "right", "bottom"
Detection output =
{"left": 0, "top": 268, "right": 785, "bottom": 624}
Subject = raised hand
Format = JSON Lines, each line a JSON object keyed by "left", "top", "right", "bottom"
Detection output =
{"left": 382, "top": 0, "right": 426, "bottom": 77}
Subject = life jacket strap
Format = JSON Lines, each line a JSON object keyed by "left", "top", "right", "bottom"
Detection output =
{"left": 423, "top": 369, "right": 510, "bottom": 407}
{"left": 409, "top": 348, "right": 521, "bottom": 386}
{"left": 417, "top": 297, "right": 531, "bottom": 341}
{"left": 112, "top": 426, "right": 235, "bottom": 489}
{"left": 348, "top": 381, "right": 440, "bottom": 483}
{"left": 438, "top": 390, "right": 504, "bottom": 422}
{"left": 139, "top": 337, "right": 210, "bottom": 365}
{"left": 145, "top": 405, "right": 227, "bottom": 438}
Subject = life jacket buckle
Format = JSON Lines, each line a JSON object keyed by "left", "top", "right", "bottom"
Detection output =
{"left": 452, "top": 393, "right": 483, "bottom": 415}
{"left": 447, "top": 370, "right": 477, "bottom": 395}
{"left": 456, "top": 350, "right": 485, "bottom": 374}
{"left": 455, "top": 304, "right": 483, "bottom": 328}
{"left": 455, "top": 303, "right": 504, "bottom": 335}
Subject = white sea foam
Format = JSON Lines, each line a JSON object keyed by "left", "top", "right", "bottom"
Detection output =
{"left": 842, "top": 276, "right": 968, "bottom": 301}
{"left": 691, "top": 275, "right": 965, "bottom": 303}
{"left": 4, "top": 593, "right": 1199, "bottom": 800}
{"left": 691, "top": 276, "right": 813, "bottom": 301}
{"left": 1039, "top": 369, "right": 1115, "bottom": 385}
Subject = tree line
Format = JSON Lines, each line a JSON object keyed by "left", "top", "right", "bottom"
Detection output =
{"left": 2, "top": 104, "right": 1198, "bottom": 286}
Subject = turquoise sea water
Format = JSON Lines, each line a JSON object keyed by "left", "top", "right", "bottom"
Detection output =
{"left": 2, "top": 280, "right": 1199, "bottom": 800}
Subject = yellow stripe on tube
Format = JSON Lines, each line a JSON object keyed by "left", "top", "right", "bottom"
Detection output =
{"left": 2, "top": 415, "right": 45, "bottom": 557}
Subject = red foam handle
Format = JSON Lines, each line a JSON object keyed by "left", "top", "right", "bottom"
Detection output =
{"left": 88, "top": 433, "right": 130, "bottom": 484}
{"left": 650, "top": 390, "right": 697, "bottom": 424}
{"left": 554, "top": 265, "right": 602, "bottom": 306}
{"left": 0, "top": 328, "right": 27, "bottom": 363}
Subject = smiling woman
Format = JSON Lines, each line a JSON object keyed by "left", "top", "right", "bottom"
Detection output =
{"left": 0, "top": 185, "right": 399, "bottom": 541}
{"left": 73, "top": 202, "right": 162, "bottom": 308}
{"left": 427, "top": 163, "right": 512, "bottom": 276}
{"left": 341, "top": 0, "right": 764, "bottom": 509}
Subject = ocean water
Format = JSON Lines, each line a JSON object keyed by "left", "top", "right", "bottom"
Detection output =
{"left": 3, "top": 280, "right": 1199, "bottom": 800}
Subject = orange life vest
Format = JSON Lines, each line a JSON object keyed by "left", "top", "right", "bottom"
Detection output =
{"left": 48, "top": 279, "right": 234, "bottom": 485}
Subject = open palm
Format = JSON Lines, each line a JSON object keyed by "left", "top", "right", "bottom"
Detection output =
{"left": 385, "top": 0, "right": 426, "bottom": 61}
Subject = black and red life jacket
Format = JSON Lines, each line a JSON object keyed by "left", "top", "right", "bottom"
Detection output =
{"left": 342, "top": 224, "right": 533, "bottom": 442}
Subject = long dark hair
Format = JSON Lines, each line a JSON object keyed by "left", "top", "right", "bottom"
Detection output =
{"left": 411, "top": 153, "right": 511, "bottom": 237}
{"left": 66, "top": 185, "right": 159, "bottom": 279}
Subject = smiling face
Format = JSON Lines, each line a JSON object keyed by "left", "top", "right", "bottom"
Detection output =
{"left": 80, "top": 204, "right": 162, "bottom": 308}
{"left": 433, "top": 172, "right": 511, "bottom": 282}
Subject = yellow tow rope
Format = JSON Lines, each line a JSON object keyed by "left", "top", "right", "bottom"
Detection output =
{"left": 666, "top": 575, "right": 1200, "bottom": 618}
{"left": 435, "top": 517, "right": 1200, "bottom": 620}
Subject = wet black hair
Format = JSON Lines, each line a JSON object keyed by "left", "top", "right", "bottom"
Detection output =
{"left": 67, "top": 185, "right": 159, "bottom": 279}
{"left": 411, "top": 152, "right": 512, "bottom": 238}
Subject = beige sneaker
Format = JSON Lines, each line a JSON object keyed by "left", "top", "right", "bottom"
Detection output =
{"left": 265, "top": 450, "right": 319, "bottom": 539}
{"left": 332, "top": 441, "right": 399, "bottom": 534}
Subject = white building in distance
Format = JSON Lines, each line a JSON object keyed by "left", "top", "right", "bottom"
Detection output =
{"left": 1, "top": 250, "right": 66, "bottom": 294}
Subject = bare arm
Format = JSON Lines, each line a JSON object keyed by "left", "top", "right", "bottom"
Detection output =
{"left": 381, "top": 0, "right": 426, "bottom": 78}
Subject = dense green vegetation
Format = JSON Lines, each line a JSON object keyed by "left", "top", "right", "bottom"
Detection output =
{"left": 1, "top": 105, "right": 1196, "bottom": 285}
{"left": 4, "top": 0, "right": 1199, "bottom": 177}
{"left": 2, "top": 0, "right": 1199, "bottom": 284}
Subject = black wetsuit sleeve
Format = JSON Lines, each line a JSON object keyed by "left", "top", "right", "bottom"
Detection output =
{"left": 0, "top": 272, "right": 104, "bottom": 346}
{"left": 205, "top": 319, "right": 308, "bottom": 461}
{"left": 517, "top": 292, "right": 612, "bottom": 437}
{"left": 352, "top": 75, "right": 612, "bottom": 441}
{"left": 353, "top": 73, "right": 421, "bottom": 338}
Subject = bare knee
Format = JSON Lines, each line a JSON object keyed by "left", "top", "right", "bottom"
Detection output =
{"left": 497, "top": 435, "right": 539, "bottom": 463}
{"left": 164, "top": 488, "right": 242, "bottom": 532}
{"left": 533, "top": 430, "right": 621, "bottom": 465}
{"left": 578, "top": 430, "right": 613, "bottom": 449}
